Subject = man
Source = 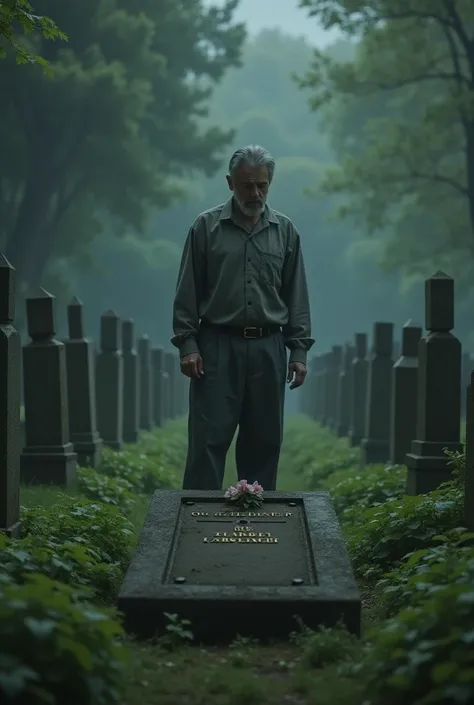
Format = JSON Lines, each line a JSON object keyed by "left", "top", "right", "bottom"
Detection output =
{"left": 172, "top": 144, "right": 314, "bottom": 491}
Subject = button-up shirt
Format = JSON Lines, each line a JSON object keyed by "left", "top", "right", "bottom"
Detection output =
{"left": 171, "top": 197, "right": 314, "bottom": 364}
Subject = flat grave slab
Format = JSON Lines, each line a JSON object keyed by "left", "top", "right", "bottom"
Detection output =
{"left": 118, "top": 490, "right": 361, "bottom": 642}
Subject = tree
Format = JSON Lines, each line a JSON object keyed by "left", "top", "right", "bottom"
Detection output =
{"left": 297, "top": 0, "right": 474, "bottom": 284}
{"left": 0, "top": 0, "right": 245, "bottom": 295}
{"left": 0, "top": 0, "right": 65, "bottom": 70}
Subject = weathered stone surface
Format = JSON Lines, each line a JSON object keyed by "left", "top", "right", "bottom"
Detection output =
{"left": 138, "top": 335, "right": 153, "bottom": 430}
{"left": 0, "top": 254, "right": 21, "bottom": 536}
{"left": 122, "top": 320, "right": 139, "bottom": 444}
{"left": 361, "top": 322, "right": 393, "bottom": 465}
{"left": 96, "top": 311, "right": 123, "bottom": 450}
{"left": 118, "top": 491, "right": 361, "bottom": 643}
{"left": 21, "top": 289, "right": 77, "bottom": 487}
{"left": 65, "top": 297, "right": 103, "bottom": 467}
{"left": 336, "top": 343, "right": 354, "bottom": 437}
{"left": 326, "top": 346, "right": 342, "bottom": 431}
{"left": 406, "top": 273, "right": 462, "bottom": 494}
{"left": 465, "top": 369, "right": 474, "bottom": 533}
{"left": 349, "top": 333, "right": 367, "bottom": 447}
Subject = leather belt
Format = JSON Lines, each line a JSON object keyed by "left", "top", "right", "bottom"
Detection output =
{"left": 200, "top": 322, "right": 281, "bottom": 339}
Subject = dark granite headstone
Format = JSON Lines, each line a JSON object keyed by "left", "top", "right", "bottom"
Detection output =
{"left": 122, "top": 320, "right": 139, "bottom": 444}
{"left": 406, "top": 272, "right": 463, "bottom": 494}
{"left": 349, "top": 333, "right": 368, "bottom": 447}
{"left": 326, "top": 346, "right": 342, "bottom": 431}
{"left": 65, "top": 297, "right": 103, "bottom": 467}
{"left": 138, "top": 335, "right": 153, "bottom": 430}
{"left": 336, "top": 343, "right": 354, "bottom": 437}
{"left": 96, "top": 311, "right": 123, "bottom": 450}
{"left": 0, "top": 254, "right": 21, "bottom": 537}
{"left": 118, "top": 490, "right": 361, "bottom": 643}
{"left": 389, "top": 320, "right": 422, "bottom": 465}
{"left": 21, "top": 289, "right": 77, "bottom": 486}
{"left": 361, "top": 322, "right": 393, "bottom": 466}
{"left": 465, "top": 370, "right": 474, "bottom": 533}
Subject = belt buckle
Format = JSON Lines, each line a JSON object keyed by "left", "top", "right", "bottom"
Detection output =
{"left": 243, "top": 326, "right": 261, "bottom": 339}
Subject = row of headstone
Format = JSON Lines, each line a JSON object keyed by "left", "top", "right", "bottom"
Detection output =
{"left": 301, "top": 271, "right": 464, "bottom": 497}
{"left": 0, "top": 254, "right": 187, "bottom": 536}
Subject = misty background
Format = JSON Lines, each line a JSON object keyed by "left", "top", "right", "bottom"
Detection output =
{"left": 2, "top": 0, "right": 473, "bottom": 413}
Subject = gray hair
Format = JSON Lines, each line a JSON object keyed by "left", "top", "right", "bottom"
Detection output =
{"left": 228, "top": 145, "right": 276, "bottom": 183}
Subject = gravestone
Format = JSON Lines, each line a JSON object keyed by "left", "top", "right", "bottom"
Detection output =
{"left": 336, "top": 343, "right": 354, "bottom": 437}
{"left": 361, "top": 322, "right": 393, "bottom": 466}
{"left": 0, "top": 254, "right": 21, "bottom": 537}
{"left": 122, "top": 320, "right": 139, "bottom": 443}
{"left": 65, "top": 297, "right": 103, "bottom": 467}
{"left": 138, "top": 334, "right": 153, "bottom": 430}
{"left": 349, "top": 333, "right": 368, "bottom": 447}
{"left": 326, "top": 346, "right": 342, "bottom": 431}
{"left": 118, "top": 490, "right": 361, "bottom": 643}
{"left": 21, "top": 289, "right": 77, "bottom": 486}
{"left": 96, "top": 311, "right": 123, "bottom": 450}
{"left": 465, "top": 370, "right": 474, "bottom": 533}
{"left": 406, "top": 272, "right": 463, "bottom": 494}
{"left": 389, "top": 320, "right": 422, "bottom": 465}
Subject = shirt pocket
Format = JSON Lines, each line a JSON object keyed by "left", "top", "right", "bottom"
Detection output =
{"left": 259, "top": 251, "right": 284, "bottom": 289}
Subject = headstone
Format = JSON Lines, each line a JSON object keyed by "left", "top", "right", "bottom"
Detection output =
{"left": 361, "top": 322, "right": 393, "bottom": 465}
{"left": 151, "top": 347, "right": 165, "bottom": 427}
{"left": 138, "top": 335, "right": 153, "bottom": 430}
{"left": 349, "top": 333, "right": 368, "bottom": 447}
{"left": 326, "top": 346, "right": 342, "bottom": 431}
{"left": 465, "top": 370, "right": 474, "bottom": 532}
{"left": 336, "top": 343, "right": 354, "bottom": 437}
{"left": 96, "top": 311, "right": 123, "bottom": 450}
{"left": 118, "top": 490, "right": 361, "bottom": 642}
{"left": 164, "top": 351, "right": 177, "bottom": 419}
{"left": 406, "top": 272, "right": 463, "bottom": 494}
{"left": 0, "top": 254, "right": 21, "bottom": 537}
{"left": 461, "top": 351, "right": 472, "bottom": 418}
{"left": 319, "top": 352, "right": 329, "bottom": 426}
{"left": 21, "top": 289, "right": 77, "bottom": 486}
{"left": 65, "top": 297, "right": 103, "bottom": 467}
{"left": 122, "top": 320, "right": 139, "bottom": 443}
{"left": 389, "top": 320, "right": 422, "bottom": 465}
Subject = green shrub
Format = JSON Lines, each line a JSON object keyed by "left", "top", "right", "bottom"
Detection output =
{"left": 0, "top": 571, "right": 127, "bottom": 705}
{"left": 98, "top": 447, "right": 179, "bottom": 494}
{"left": 364, "top": 580, "right": 474, "bottom": 705}
{"left": 0, "top": 533, "right": 122, "bottom": 604}
{"left": 21, "top": 500, "right": 135, "bottom": 568}
{"left": 294, "top": 624, "right": 361, "bottom": 669}
{"left": 377, "top": 528, "right": 474, "bottom": 617}
{"left": 348, "top": 483, "right": 463, "bottom": 581}
{"left": 322, "top": 464, "right": 406, "bottom": 519}
{"left": 77, "top": 467, "right": 136, "bottom": 513}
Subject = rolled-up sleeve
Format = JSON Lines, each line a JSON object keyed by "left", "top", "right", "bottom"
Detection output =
{"left": 280, "top": 227, "right": 315, "bottom": 365}
{"left": 171, "top": 224, "right": 205, "bottom": 357}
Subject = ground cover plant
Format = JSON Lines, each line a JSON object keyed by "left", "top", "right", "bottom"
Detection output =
{"left": 1, "top": 417, "right": 472, "bottom": 705}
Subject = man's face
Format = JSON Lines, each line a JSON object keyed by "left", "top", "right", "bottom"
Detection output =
{"left": 226, "top": 164, "right": 270, "bottom": 218}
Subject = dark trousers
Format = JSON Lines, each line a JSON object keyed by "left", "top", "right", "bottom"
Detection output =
{"left": 182, "top": 326, "right": 287, "bottom": 491}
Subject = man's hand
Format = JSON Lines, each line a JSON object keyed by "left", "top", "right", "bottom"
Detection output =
{"left": 180, "top": 352, "right": 204, "bottom": 379}
{"left": 287, "top": 362, "right": 306, "bottom": 390}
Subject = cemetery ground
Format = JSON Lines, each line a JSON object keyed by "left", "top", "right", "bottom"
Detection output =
{"left": 2, "top": 417, "right": 472, "bottom": 705}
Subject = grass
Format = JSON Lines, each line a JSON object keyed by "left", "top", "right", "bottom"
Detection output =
{"left": 18, "top": 417, "right": 372, "bottom": 705}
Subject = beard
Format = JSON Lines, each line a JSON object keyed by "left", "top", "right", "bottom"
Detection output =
{"left": 234, "top": 194, "right": 266, "bottom": 218}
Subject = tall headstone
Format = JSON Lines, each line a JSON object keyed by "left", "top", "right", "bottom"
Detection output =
{"left": 349, "top": 333, "right": 368, "bottom": 447}
{"left": 406, "top": 272, "right": 463, "bottom": 494}
{"left": 389, "top": 320, "right": 422, "bottom": 465}
{"left": 336, "top": 343, "right": 354, "bottom": 437}
{"left": 96, "top": 311, "right": 123, "bottom": 450}
{"left": 151, "top": 347, "right": 165, "bottom": 427}
{"left": 164, "top": 351, "right": 177, "bottom": 419}
{"left": 21, "top": 289, "right": 77, "bottom": 486}
{"left": 122, "top": 320, "right": 139, "bottom": 443}
{"left": 465, "top": 370, "right": 474, "bottom": 532}
{"left": 361, "top": 322, "right": 393, "bottom": 466}
{"left": 0, "top": 255, "right": 21, "bottom": 536}
{"left": 65, "top": 297, "right": 103, "bottom": 467}
{"left": 138, "top": 334, "right": 153, "bottom": 430}
{"left": 326, "top": 346, "right": 342, "bottom": 431}
{"left": 461, "top": 351, "right": 472, "bottom": 419}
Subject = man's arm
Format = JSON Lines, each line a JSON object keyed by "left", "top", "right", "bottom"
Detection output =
{"left": 280, "top": 226, "right": 315, "bottom": 365}
{"left": 171, "top": 224, "right": 205, "bottom": 357}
